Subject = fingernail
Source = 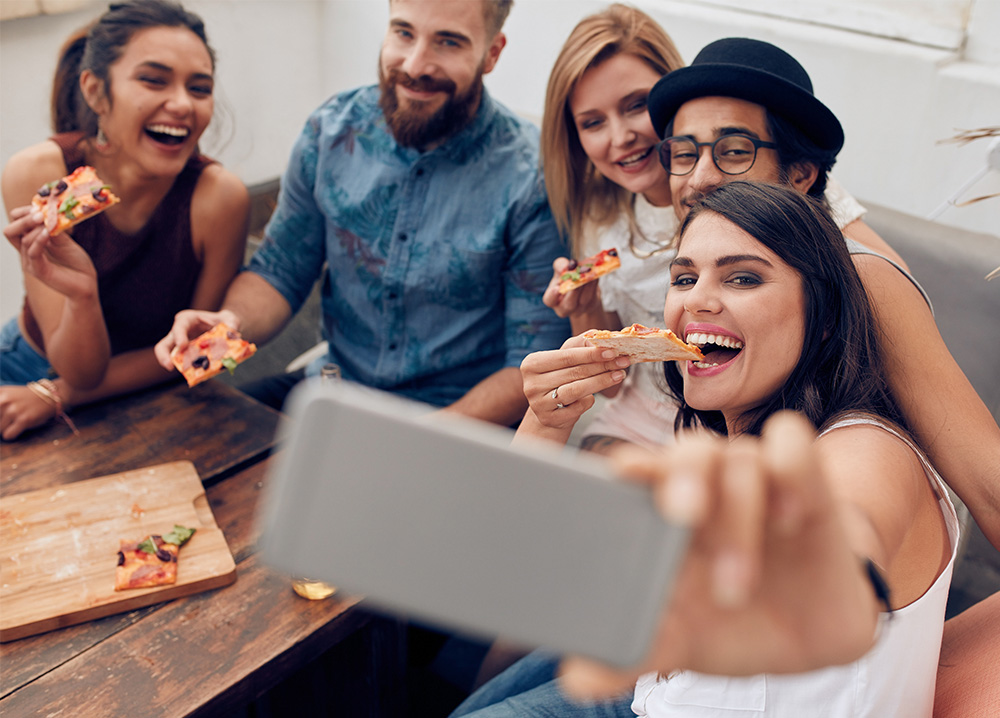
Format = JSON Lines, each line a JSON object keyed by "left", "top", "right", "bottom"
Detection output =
{"left": 601, "top": 349, "right": 616, "bottom": 360}
{"left": 658, "top": 471, "right": 703, "bottom": 525}
{"left": 713, "top": 550, "right": 751, "bottom": 608}
{"left": 611, "top": 370, "right": 625, "bottom": 382}
{"left": 615, "top": 357, "right": 630, "bottom": 367}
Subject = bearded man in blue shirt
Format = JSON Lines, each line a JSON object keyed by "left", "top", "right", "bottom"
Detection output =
{"left": 156, "top": 0, "right": 569, "bottom": 426}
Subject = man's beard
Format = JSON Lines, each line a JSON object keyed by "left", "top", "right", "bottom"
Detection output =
{"left": 378, "top": 64, "right": 484, "bottom": 149}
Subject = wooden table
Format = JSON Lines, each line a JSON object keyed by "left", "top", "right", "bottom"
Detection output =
{"left": 0, "top": 381, "right": 405, "bottom": 716}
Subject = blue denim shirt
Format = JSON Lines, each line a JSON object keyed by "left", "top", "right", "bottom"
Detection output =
{"left": 249, "top": 86, "right": 570, "bottom": 407}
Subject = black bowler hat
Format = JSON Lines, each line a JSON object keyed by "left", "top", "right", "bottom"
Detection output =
{"left": 648, "top": 37, "right": 844, "bottom": 154}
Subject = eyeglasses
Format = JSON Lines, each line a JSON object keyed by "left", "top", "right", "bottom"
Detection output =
{"left": 657, "top": 134, "right": 778, "bottom": 176}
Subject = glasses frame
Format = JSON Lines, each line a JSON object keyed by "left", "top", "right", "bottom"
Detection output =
{"left": 657, "top": 134, "right": 779, "bottom": 176}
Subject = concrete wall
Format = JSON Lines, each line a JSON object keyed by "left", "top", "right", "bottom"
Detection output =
{"left": 2, "top": 0, "right": 998, "bottom": 320}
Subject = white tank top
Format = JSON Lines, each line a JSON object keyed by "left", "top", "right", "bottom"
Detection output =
{"left": 632, "top": 416, "right": 960, "bottom": 718}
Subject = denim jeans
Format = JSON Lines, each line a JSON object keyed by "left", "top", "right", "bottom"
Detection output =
{"left": 0, "top": 318, "right": 53, "bottom": 385}
{"left": 449, "top": 650, "right": 635, "bottom": 718}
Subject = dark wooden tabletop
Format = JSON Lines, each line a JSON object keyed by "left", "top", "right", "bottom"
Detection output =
{"left": 1, "top": 379, "right": 282, "bottom": 495}
{"left": 0, "top": 381, "right": 404, "bottom": 716}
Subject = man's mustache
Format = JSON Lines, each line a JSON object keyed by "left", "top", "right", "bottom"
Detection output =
{"left": 389, "top": 69, "right": 456, "bottom": 95}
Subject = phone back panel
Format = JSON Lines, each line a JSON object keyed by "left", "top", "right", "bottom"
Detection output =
{"left": 257, "top": 381, "right": 688, "bottom": 667}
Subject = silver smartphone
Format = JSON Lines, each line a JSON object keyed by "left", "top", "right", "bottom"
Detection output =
{"left": 256, "top": 380, "right": 689, "bottom": 667}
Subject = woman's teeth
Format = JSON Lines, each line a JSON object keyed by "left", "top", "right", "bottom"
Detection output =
{"left": 618, "top": 147, "right": 652, "bottom": 166}
{"left": 686, "top": 332, "right": 744, "bottom": 368}
{"left": 146, "top": 124, "right": 189, "bottom": 137}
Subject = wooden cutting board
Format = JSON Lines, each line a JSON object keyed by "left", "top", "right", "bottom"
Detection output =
{"left": 0, "top": 461, "right": 236, "bottom": 642}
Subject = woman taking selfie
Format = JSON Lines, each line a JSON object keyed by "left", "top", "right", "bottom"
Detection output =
{"left": 459, "top": 181, "right": 958, "bottom": 716}
{"left": 1, "top": 0, "right": 248, "bottom": 440}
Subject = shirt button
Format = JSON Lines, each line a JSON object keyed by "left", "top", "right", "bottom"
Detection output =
{"left": 398, "top": 233, "right": 408, "bottom": 241}
{"left": 388, "top": 344, "right": 398, "bottom": 351}
{"left": 415, "top": 169, "right": 424, "bottom": 177}
{"left": 388, "top": 292, "right": 398, "bottom": 300}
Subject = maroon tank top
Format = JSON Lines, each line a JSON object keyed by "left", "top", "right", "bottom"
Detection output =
{"left": 23, "top": 133, "right": 211, "bottom": 356}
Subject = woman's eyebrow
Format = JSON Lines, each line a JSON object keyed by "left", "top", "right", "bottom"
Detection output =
{"left": 669, "top": 254, "right": 773, "bottom": 269}
{"left": 136, "top": 61, "right": 213, "bottom": 82}
{"left": 716, "top": 254, "right": 773, "bottom": 268}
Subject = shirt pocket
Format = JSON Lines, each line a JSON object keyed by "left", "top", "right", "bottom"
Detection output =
{"left": 424, "top": 245, "right": 505, "bottom": 310}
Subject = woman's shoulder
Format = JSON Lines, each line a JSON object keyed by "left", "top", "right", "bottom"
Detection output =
{"left": 189, "top": 162, "right": 250, "bottom": 248}
{"left": 2, "top": 141, "right": 68, "bottom": 208}
{"left": 816, "top": 416, "right": 924, "bottom": 482}
{"left": 192, "top": 162, "right": 249, "bottom": 207}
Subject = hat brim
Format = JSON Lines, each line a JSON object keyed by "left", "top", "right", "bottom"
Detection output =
{"left": 648, "top": 63, "right": 844, "bottom": 154}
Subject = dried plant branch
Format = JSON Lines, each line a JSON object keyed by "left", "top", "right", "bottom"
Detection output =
{"left": 938, "top": 126, "right": 1000, "bottom": 146}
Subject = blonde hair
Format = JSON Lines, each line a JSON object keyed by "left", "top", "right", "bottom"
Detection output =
{"left": 541, "top": 4, "right": 683, "bottom": 255}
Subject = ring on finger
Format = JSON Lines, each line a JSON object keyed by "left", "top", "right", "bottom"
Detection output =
{"left": 555, "top": 402, "right": 565, "bottom": 410}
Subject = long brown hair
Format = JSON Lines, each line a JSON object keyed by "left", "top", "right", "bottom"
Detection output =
{"left": 540, "top": 4, "right": 683, "bottom": 256}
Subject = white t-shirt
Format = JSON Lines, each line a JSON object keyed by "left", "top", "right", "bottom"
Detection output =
{"left": 632, "top": 415, "right": 960, "bottom": 718}
{"left": 579, "top": 179, "right": 867, "bottom": 448}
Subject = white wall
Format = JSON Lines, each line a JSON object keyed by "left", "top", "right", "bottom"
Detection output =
{"left": 2, "top": 0, "right": 998, "bottom": 320}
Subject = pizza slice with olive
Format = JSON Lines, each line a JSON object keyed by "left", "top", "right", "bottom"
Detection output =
{"left": 557, "top": 247, "right": 621, "bottom": 294}
{"left": 171, "top": 322, "right": 257, "bottom": 388}
{"left": 115, "top": 525, "right": 196, "bottom": 591}
{"left": 31, "top": 165, "right": 120, "bottom": 236}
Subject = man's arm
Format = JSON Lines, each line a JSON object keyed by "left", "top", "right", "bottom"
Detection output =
{"left": 853, "top": 252, "right": 1000, "bottom": 550}
{"left": 441, "top": 366, "right": 526, "bottom": 426}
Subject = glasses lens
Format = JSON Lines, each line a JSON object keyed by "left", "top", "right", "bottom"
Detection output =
{"left": 663, "top": 138, "right": 697, "bottom": 175}
{"left": 714, "top": 136, "right": 757, "bottom": 175}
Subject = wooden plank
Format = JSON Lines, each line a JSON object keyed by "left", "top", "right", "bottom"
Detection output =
{"left": 0, "top": 381, "right": 281, "bottom": 495}
{"left": 0, "top": 553, "right": 369, "bottom": 718}
{"left": 1, "top": 462, "right": 236, "bottom": 642}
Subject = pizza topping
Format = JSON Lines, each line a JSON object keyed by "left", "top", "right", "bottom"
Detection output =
{"left": 222, "top": 357, "right": 238, "bottom": 374}
{"left": 117, "top": 551, "right": 125, "bottom": 566}
{"left": 31, "top": 166, "right": 120, "bottom": 235}
{"left": 192, "top": 355, "right": 210, "bottom": 370}
{"left": 163, "top": 524, "right": 197, "bottom": 545}
{"left": 59, "top": 195, "right": 80, "bottom": 216}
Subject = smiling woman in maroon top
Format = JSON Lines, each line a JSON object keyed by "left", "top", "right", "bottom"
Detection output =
{"left": 1, "top": 0, "right": 248, "bottom": 440}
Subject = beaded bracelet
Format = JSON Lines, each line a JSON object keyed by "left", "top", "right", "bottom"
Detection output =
{"left": 26, "top": 379, "right": 80, "bottom": 436}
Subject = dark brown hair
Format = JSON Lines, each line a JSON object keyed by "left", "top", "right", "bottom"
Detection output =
{"left": 51, "top": 0, "right": 214, "bottom": 135}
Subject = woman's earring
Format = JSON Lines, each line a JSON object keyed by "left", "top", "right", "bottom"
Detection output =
{"left": 95, "top": 124, "right": 110, "bottom": 151}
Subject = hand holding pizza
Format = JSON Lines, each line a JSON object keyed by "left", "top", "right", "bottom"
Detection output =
{"left": 558, "top": 412, "right": 881, "bottom": 698}
{"left": 542, "top": 256, "right": 605, "bottom": 320}
{"left": 154, "top": 308, "right": 241, "bottom": 370}
{"left": 4, "top": 206, "right": 98, "bottom": 302}
{"left": 515, "top": 335, "right": 630, "bottom": 445}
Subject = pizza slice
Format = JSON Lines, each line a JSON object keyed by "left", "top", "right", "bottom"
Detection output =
{"left": 557, "top": 248, "right": 621, "bottom": 294}
{"left": 31, "top": 165, "right": 120, "bottom": 236}
{"left": 582, "top": 323, "right": 704, "bottom": 362}
{"left": 115, "top": 525, "right": 196, "bottom": 591}
{"left": 171, "top": 322, "right": 257, "bottom": 388}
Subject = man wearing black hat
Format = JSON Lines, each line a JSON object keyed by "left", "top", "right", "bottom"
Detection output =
{"left": 647, "top": 38, "right": 1000, "bottom": 551}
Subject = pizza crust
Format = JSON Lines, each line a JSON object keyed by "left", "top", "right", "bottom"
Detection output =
{"left": 583, "top": 323, "right": 704, "bottom": 362}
